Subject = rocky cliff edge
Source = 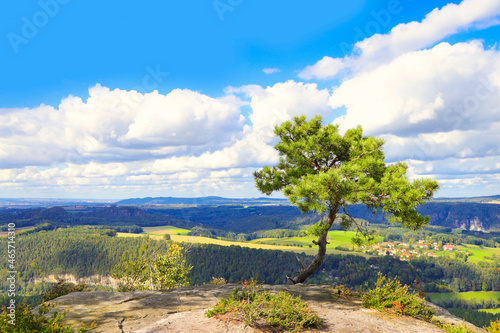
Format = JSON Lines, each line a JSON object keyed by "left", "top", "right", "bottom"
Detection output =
{"left": 43, "top": 284, "right": 483, "bottom": 333}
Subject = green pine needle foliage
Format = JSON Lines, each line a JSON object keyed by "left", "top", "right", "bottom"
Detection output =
{"left": 254, "top": 114, "right": 439, "bottom": 246}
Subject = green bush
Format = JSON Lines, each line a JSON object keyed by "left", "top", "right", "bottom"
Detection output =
{"left": 42, "top": 279, "right": 88, "bottom": 302}
{"left": 437, "top": 322, "right": 477, "bottom": 333}
{"left": 110, "top": 243, "right": 191, "bottom": 291}
{"left": 485, "top": 319, "right": 500, "bottom": 333}
{"left": 0, "top": 302, "right": 92, "bottom": 332}
{"left": 207, "top": 277, "right": 227, "bottom": 285}
{"left": 206, "top": 279, "right": 321, "bottom": 333}
{"left": 361, "top": 273, "right": 434, "bottom": 321}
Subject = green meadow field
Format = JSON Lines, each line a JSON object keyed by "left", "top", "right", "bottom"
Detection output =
{"left": 434, "top": 243, "right": 500, "bottom": 263}
{"left": 251, "top": 230, "right": 383, "bottom": 249}
{"left": 458, "top": 244, "right": 500, "bottom": 263}
{"left": 427, "top": 291, "right": 500, "bottom": 303}
{"left": 141, "top": 226, "right": 191, "bottom": 235}
{"left": 117, "top": 226, "right": 373, "bottom": 258}
{"left": 480, "top": 309, "right": 500, "bottom": 314}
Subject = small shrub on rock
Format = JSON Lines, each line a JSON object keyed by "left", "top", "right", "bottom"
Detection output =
{"left": 437, "top": 322, "right": 477, "bottom": 333}
{"left": 334, "top": 284, "right": 357, "bottom": 301}
{"left": 0, "top": 302, "right": 93, "bottom": 332}
{"left": 361, "top": 272, "right": 434, "bottom": 321}
{"left": 42, "top": 279, "right": 88, "bottom": 302}
{"left": 207, "top": 277, "right": 227, "bottom": 285}
{"left": 206, "top": 279, "right": 321, "bottom": 333}
{"left": 485, "top": 319, "right": 500, "bottom": 333}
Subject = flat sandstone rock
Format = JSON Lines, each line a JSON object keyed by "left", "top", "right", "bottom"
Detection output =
{"left": 42, "top": 284, "right": 482, "bottom": 332}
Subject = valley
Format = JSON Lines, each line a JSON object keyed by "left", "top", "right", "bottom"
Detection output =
{"left": 1, "top": 197, "right": 500, "bottom": 329}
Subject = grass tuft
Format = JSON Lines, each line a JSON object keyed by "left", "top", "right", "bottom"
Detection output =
{"left": 206, "top": 279, "right": 321, "bottom": 333}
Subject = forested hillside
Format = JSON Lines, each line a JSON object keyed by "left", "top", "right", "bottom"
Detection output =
{"left": 144, "top": 205, "right": 318, "bottom": 233}
{"left": 2, "top": 227, "right": 499, "bottom": 293}
{"left": 0, "top": 205, "right": 195, "bottom": 230}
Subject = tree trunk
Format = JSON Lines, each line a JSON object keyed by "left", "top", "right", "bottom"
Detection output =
{"left": 288, "top": 205, "right": 338, "bottom": 284}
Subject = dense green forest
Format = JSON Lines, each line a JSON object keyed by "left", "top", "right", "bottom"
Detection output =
{"left": 143, "top": 206, "right": 318, "bottom": 233}
{"left": 447, "top": 308, "right": 500, "bottom": 328}
{"left": 2, "top": 226, "right": 499, "bottom": 293}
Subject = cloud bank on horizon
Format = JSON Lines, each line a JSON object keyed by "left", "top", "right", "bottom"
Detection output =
{"left": 2, "top": 0, "right": 500, "bottom": 199}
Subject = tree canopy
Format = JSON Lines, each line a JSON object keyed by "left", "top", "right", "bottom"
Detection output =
{"left": 254, "top": 115, "right": 439, "bottom": 283}
{"left": 110, "top": 242, "right": 191, "bottom": 291}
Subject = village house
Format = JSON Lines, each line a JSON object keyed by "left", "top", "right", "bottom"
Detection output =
{"left": 443, "top": 244, "right": 455, "bottom": 251}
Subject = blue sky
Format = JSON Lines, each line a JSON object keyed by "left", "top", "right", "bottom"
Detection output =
{"left": 1, "top": 0, "right": 467, "bottom": 106}
{"left": 1, "top": 0, "right": 500, "bottom": 199}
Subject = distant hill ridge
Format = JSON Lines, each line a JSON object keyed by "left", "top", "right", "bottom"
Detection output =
{"left": 117, "top": 196, "right": 500, "bottom": 231}
{"left": 116, "top": 196, "right": 290, "bottom": 206}
{"left": 1, "top": 195, "right": 500, "bottom": 232}
{"left": 433, "top": 194, "right": 500, "bottom": 203}
{"left": 117, "top": 194, "right": 500, "bottom": 206}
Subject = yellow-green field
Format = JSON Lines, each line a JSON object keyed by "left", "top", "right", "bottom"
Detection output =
{"left": 0, "top": 226, "right": 34, "bottom": 237}
{"left": 427, "top": 291, "right": 500, "bottom": 303}
{"left": 117, "top": 226, "right": 372, "bottom": 258}
{"left": 141, "top": 226, "right": 191, "bottom": 235}
{"left": 251, "top": 230, "right": 383, "bottom": 250}
{"left": 480, "top": 309, "right": 500, "bottom": 314}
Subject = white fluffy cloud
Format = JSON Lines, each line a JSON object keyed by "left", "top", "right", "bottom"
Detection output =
{"left": 230, "top": 80, "right": 332, "bottom": 142}
{"left": 0, "top": 80, "right": 334, "bottom": 197}
{"left": 299, "top": 56, "right": 347, "bottom": 80}
{"left": 331, "top": 41, "right": 500, "bottom": 137}
{"left": 299, "top": 0, "right": 500, "bottom": 79}
{"left": 0, "top": 85, "right": 258, "bottom": 197}
{"left": 0, "top": 85, "right": 246, "bottom": 168}
{"left": 149, "top": 131, "right": 277, "bottom": 174}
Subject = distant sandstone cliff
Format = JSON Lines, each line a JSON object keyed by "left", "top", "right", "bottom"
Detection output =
{"left": 420, "top": 203, "right": 500, "bottom": 231}
{"left": 347, "top": 202, "right": 500, "bottom": 231}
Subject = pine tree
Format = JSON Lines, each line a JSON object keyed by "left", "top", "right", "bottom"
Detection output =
{"left": 254, "top": 115, "right": 439, "bottom": 284}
